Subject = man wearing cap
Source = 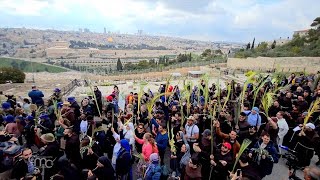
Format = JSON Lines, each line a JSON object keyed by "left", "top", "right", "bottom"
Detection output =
{"left": 215, "top": 121, "right": 240, "bottom": 159}
{"left": 210, "top": 142, "right": 233, "bottom": 180}
{"left": 67, "top": 97, "right": 81, "bottom": 120}
{"left": 61, "top": 101, "right": 76, "bottom": 126}
{"left": 38, "top": 114, "right": 54, "bottom": 134}
{"left": 4, "top": 115, "right": 20, "bottom": 138}
{"left": 38, "top": 133, "right": 60, "bottom": 179}
{"left": 28, "top": 85, "right": 44, "bottom": 107}
{"left": 50, "top": 88, "right": 62, "bottom": 103}
{"left": 245, "top": 107, "right": 262, "bottom": 131}
{"left": 24, "top": 115, "right": 35, "bottom": 148}
{"left": 295, "top": 123, "right": 320, "bottom": 168}
{"left": 184, "top": 116, "right": 199, "bottom": 154}
{"left": 39, "top": 133, "right": 60, "bottom": 157}
{"left": 1, "top": 102, "right": 13, "bottom": 115}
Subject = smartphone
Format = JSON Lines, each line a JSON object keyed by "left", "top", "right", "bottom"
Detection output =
{"left": 236, "top": 169, "right": 241, "bottom": 177}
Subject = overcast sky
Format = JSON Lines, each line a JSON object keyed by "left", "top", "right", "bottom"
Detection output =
{"left": 0, "top": 0, "right": 319, "bottom": 43}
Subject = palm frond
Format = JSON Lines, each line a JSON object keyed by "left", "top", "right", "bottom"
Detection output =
{"left": 169, "top": 121, "right": 176, "bottom": 153}
{"left": 304, "top": 99, "right": 320, "bottom": 125}
{"left": 201, "top": 74, "right": 210, "bottom": 106}
{"left": 222, "top": 84, "right": 231, "bottom": 110}
{"left": 210, "top": 103, "right": 217, "bottom": 154}
{"left": 137, "top": 83, "right": 146, "bottom": 115}
{"left": 238, "top": 71, "right": 257, "bottom": 124}
{"left": 164, "top": 75, "right": 172, "bottom": 102}
{"left": 261, "top": 91, "right": 274, "bottom": 118}
{"left": 146, "top": 92, "right": 167, "bottom": 118}
{"left": 232, "top": 139, "right": 252, "bottom": 172}
{"left": 87, "top": 79, "right": 102, "bottom": 117}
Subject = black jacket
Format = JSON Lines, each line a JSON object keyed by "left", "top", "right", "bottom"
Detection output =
{"left": 116, "top": 148, "right": 131, "bottom": 176}
{"left": 11, "top": 158, "right": 28, "bottom": 179}
{"left": 65, "top": 134, "right": 81, "bottom": 166}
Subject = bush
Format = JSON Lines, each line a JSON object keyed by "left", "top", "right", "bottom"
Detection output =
{"left": 0, "top": 67, "right": 26, "bottom": 83}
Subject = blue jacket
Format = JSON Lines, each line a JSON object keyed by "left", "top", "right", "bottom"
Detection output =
{"left": 250, "top": 140, "right": 278, "bottom": 177}
{"left": 145, "top": 163, "right": 161, "bottom": 180}
{"left": 28, "top": 90, "right": 44, "bottom": 106}
{"left": 155, "top": 132, "right": 169, "bottom": 151}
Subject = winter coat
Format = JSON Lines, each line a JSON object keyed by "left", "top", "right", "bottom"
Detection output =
{"left": 145, "top": 163, "right": 161, "bottom": 180}
{"left": 28, "top": 90, "right": 44, "bottom": 106}
{"left": 251, "top": 140, "right": 278, "bottom": 177}
{"left": 65, "top": 134, "right": 81, "bottom": 166}
{"left": 116, "top": 148, "right": 131, "bottom": 176}
{"left": 4, "top": 123, "right": 20, "bottom": 138}
{"left": 39, "top": 141, "right": 61, "bottom": 159}
{"left": 184, "top": 165, "right": 202, "bottom": 180}
{"left": 92, "top": 156, "right": 115, "bottom": 180}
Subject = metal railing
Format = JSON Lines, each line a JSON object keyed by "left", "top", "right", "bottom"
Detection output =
{"left": 61, "top": 79, "right": 80, "bottom": 96}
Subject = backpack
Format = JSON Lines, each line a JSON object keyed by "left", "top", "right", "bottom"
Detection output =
{"left": 0, "top": 142, "right": 22, "bottom": 173}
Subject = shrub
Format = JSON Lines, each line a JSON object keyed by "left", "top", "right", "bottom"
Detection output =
{"left": 0, "top": 67, "right": 26, "bottom": 83}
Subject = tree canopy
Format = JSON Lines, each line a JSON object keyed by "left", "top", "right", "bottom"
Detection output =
{"left": 0, "top": 67, "right": 26, "bottom": 83}
{"left": 235, "top": 17, "right": 320, "bottom": 58}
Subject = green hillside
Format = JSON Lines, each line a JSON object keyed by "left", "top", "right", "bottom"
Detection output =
{"left": 0, "top": 58, "right": 68, "bottom": 73}
{"left": 235, "top": 17, "right": 320, "bottom": 58}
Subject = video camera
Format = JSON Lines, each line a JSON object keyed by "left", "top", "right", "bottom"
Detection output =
{"left": 279, "top": 145, "right": 299, "bottom": 177}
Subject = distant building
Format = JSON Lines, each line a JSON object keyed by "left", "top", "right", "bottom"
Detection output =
{"left": 84, "top": 28, "right": 90, "bottom": 33}
{"left": 293, "top": 29, "right": 310, "bottom": 37}
{"left": 137, "top": 30, "right": 143, "bottom": 36}
{"left": 104, "top": 27, "right": 106, "bottom": 34}
{"left": 267, "top": 37, "right": 291, "bottom": 47}
{"left": 188, "top": 71, "right": 204, "bottom": 78}
{"left": 79, "top": 28, "right": 82, "bottom": 33}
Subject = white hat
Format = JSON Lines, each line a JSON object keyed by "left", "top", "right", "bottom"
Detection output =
{"left": 305, "top": 123, "right": 315, "bottom": 130}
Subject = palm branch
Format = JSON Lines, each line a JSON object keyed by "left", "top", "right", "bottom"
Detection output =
{"left": 222, "top": 84, "right": 231, "bottom": 110}
{"left": 252, "top": 75, "right": 269, "bottom": 106}
{"left": 164, "top": 75, "right": 172, "bottom": 102}
{"left": 304, "top": 99, "right": 320, "bottom": 125}
{"left": 237, "top": 71, "right": 257, "bottom": 124}
{"left": 261, "top": 91, "right": 274, "bottom": 118}
{"left": 146, "top": 92, "right": 167, "bottom": 118}
{"left": 210, "top": 104, "right": 217, "bottom": 154}
{"left": 232, "top": 139, "right": 252, "bottom": 172}
{"left": 137, "top": 83, "right": 146, "bottom": 116}
{"left": 87, "top": 80, "right": 102, "bottom": 117}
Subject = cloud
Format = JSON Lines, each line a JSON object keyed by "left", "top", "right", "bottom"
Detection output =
{"left": 0, "top": 0, "right": 49, "bottom": 16}
{"left": 0, "top": 0, "right": 319, "bottom": 42}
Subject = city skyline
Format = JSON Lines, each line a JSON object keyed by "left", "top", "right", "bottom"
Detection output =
{"left": 0, "top": 0, "right": 319, "bottom": 43}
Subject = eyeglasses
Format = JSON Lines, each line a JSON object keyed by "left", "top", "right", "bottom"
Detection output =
{"left": 138, "top": 127, "right": 143, "bottom": 130}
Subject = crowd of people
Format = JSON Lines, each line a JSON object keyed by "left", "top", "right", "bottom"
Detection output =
{"left": 1, "top": 72, "right": 320, "bottom": 180}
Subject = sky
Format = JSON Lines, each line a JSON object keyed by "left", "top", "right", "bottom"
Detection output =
{"left": 0, "top": 0, "right": 319, "bottom": 43}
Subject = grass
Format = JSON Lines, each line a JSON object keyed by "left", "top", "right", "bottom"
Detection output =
{"left": 0, "top": 57, "right": 68, "bottom": 73}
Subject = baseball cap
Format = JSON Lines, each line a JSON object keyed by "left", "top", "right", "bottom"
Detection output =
{"left": 222, "top": 142, "right": 232, "bottom": 150}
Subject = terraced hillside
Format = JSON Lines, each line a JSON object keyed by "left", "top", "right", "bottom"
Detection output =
{"left": 0, "top": 57, "right": 68, "bottom": 73}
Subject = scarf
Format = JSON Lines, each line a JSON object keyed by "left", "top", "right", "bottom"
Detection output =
{"left": 180, "top": 144, "right": 191, "bottom": 168}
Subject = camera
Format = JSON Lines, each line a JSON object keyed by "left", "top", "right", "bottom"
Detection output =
{"left": 282, "top": 152, "right": 298, "bottom": 170}
{"left": 279, "top": 145, "right": 299, "bottom": 177}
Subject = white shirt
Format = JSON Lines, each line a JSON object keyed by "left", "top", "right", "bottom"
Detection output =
{"left": 277, "top": 118, "right": 289, "bottom": 138}
{"left": 185, "top": 123, "right": 199, "bottom": 142}
{"left": 80, "top": 120, "right": 88, "bottom": 134}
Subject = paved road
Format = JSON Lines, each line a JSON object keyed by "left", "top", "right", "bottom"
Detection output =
{"left": 132, "top": 148, "right": 319, "bottom": 180}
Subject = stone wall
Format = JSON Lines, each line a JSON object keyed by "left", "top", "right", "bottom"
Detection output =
{"left": 227, "top": 57, "right": 320, "bottom": 73}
